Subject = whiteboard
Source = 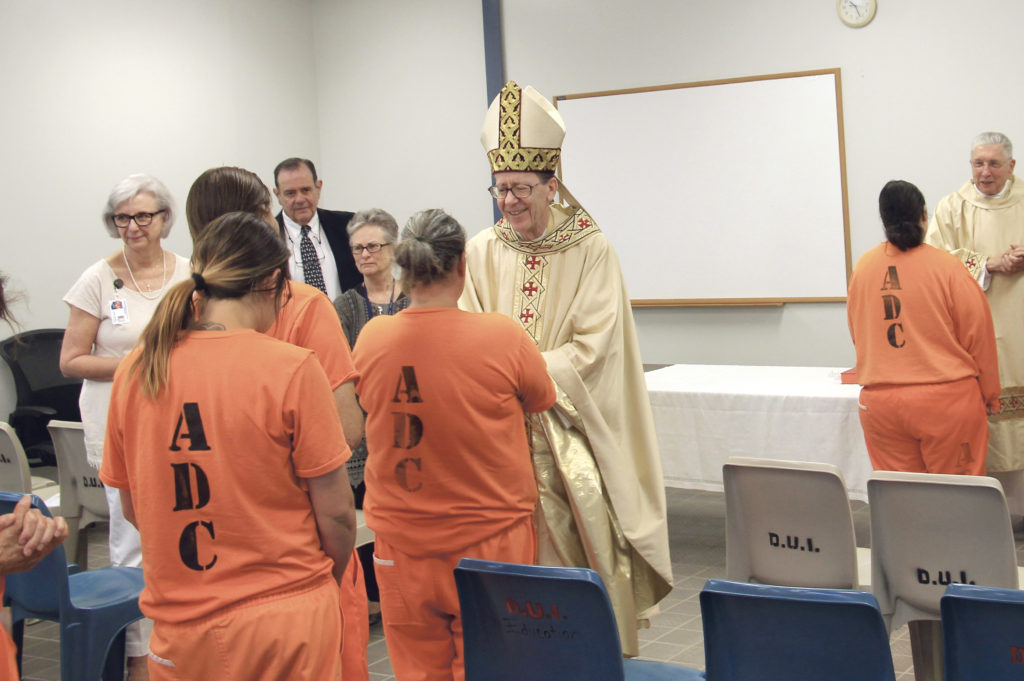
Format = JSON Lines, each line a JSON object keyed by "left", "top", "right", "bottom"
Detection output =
{"left": 556, "top": 69, "right": 851, "bottom": 306}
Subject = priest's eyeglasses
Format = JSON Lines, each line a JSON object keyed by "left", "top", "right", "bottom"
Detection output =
{"left": 487, "top": 183, "right": 541, "bottom": 199}
{"left": 351, "top": 242, "right": 391, "bottom": 254}
{"left": 112, "top": 210, "right": 166, "bottom": 228}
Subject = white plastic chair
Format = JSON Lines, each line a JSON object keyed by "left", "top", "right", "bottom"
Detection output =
{"left": 0, "top": 421, "right": 60, "bottom": 506}
{"left": 47, "top": 420, "right": 108, "bottom": 566}
{"left": 868, "top": 470, "right": 1024, "bottom": 681}
{"left": 724, "top": 457, "right": 871, "bottom": 590}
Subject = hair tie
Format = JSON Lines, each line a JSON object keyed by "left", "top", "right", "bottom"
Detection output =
{"left": 192, "top": 272, "right": 207, "bottom": 291}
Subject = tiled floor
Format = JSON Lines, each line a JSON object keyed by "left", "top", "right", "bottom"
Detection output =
{"left": 20, "top": 486, "right": 995, "bottom": 680}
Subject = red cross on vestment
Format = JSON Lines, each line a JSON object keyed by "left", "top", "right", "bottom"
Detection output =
{"left": 525, "top": 256, "right": 542, "bottom": 270}
{"left": 523, "top": 282, "right": 538, "bottom": 297}
{"left": 520, "top": 308, "right": 535, "bottom": 323}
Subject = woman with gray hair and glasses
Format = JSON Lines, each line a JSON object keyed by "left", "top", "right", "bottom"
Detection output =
{"left": 332, "top": 207, "right": 410, "bottom": 624}
{"left": 58, "top": 173, "right": 189, "bottom": 680}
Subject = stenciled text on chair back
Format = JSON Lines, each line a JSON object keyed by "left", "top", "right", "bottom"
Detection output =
{"left": 723, "top": 457, "right": 866, "bottom": 589}
{"left": 868, "top": 471, "right": 1020, "bottom": 631}
{"left": 941, "top": 583, "right": 1024, "bottom": 681}
{"left": 454, "top": 558, "right": 704, "bottom": 681}
{"left": 700, "top": 579, "right": 895, "bottom": 681}
{"left": 47, "top": 420, "right": 107, "bottom": 566}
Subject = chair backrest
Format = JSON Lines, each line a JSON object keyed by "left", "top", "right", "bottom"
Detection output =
{"left": 0, "top": 491, "right": 69, "bottom": 620}
{"left": 0, "top": 421, "right": 32, "bottom": 492}
{"left": 454, "top": 557, "right": 626, "bottom": 681}
{"left": 47, "top": 420, "right": 107, "bottom": 524}
{"left": 0, "top": 329, "right": 81, "bottom": 420}
{"left": 941, "top": 583, "right": 1024, "bottom": 681}
{"left": 868, "top": 471, "right": 1019, "bottom": 631}
{"left": 723, "top": 457, "right": 860, "bottom": 588}
{"left": 700, "top": 578, "right": 895, "bottom": 681}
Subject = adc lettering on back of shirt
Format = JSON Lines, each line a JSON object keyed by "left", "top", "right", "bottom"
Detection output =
{"left": 391, "top": 366, "right": 423, "bottom": 492}
{"left": 880, "top": 265, "right": 906, "bottom": 349}
{"left": 168, "top": 402, "right": 217, "bottom": 571}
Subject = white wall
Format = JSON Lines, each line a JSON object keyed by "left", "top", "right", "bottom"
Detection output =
{"left": 0, "top": 0, "right": 321, "bottom": 411}
{"left": 1, "top": 0, "right": 1021, "bottom": 397}
{"left": 498, "top": 0, "right": 1024, "bottom": 366}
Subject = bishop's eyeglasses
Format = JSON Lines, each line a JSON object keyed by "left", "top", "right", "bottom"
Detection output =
{"left": 487, "top": 183, "right": 541, "bottom": 199}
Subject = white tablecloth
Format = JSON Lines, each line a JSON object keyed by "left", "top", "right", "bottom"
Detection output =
{"left": 645, "top": 364, "right": 872, "bottom": 501}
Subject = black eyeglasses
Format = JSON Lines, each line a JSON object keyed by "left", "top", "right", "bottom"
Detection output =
{"left": 113, "top": 210, "right": 166, "bottom": 228}
{"left": 487, "top": 183, "right": 541, "bottom": 199}
{"left": 351, "top": 242, "right": 391, "bottom": 254}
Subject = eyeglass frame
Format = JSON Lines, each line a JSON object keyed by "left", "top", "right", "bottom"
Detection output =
{"left": 351, "top": 242, "right": 392, "bottom": 255}
{"left": 112, "top": 210, "right": 167, "bottom": 228}
{"left": 487, "top": 182, "right": 542, "bottom": 200}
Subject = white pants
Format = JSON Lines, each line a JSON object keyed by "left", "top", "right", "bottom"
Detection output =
{"left": 105, "top": 486, "right": 153, "bottom": 657}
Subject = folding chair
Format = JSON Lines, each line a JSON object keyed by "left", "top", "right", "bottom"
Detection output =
{"left": 454, "top": 558, "right": 705, "bottom": 681}
{"left": 47, "top": 420, "right": 107, "bottom": 566}
{"left": 1, "top": 492, "right": 144, "bottom": 681}
{"left": 723, "top": 457, "right": 870, "bottom": 589}
{"left": 0, "top": 422, "right": 60, "bottom": 506}
{"left": 700, "top": 578, "right": 895, "bottom": 681}
{"left": 868, "top": 471, "right": 1024, "bottom": 681}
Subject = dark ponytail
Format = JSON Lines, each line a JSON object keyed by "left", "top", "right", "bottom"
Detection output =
{"left": 879, "top": 180, "right": 926, "bottom": 251}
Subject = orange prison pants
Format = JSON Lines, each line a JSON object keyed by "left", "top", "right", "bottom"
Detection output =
{"left": 374, "top": 516, "right": 537, "bottom": 681}
{"left": 858, "top": 377, "right": 988, "bottom": 475}
{"left": 341, "top": 547, "right": 369, "bottom": 681}
{"left": 146, "top": 575, "right": 341, "bottom": 681}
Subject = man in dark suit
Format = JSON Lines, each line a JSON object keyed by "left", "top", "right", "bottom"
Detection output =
{"left": 273, "top": 157, "right": 361, "bottom": 298}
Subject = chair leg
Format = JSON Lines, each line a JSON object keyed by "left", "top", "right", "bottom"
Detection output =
{"left": 102, "top": 629, "right": 128, "bottom": 681}
{"left": 908, "top": 619, "right": 944, "bottom": 681}
{"left": 73, "top": 527, "right": 89, "bottom": 568}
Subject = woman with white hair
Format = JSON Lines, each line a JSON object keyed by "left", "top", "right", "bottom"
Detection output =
{"left": 59, "top": 173, "right": 189, "bottom": 680}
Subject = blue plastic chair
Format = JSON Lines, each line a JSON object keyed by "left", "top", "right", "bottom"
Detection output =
{"left": 0, "top": 491, "right": 145, "bottom": 681}
{"left": 941, "top": 583, "right": 1024, "bottom": 681}
{"left": 700, "top": 579, "right": 895, "bottom": 681}
{"left": 454, "top": 557, "right": 705, "bottom": 681}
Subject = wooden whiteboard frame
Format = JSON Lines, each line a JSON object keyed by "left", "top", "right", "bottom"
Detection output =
{"left": 555, "top": 69, "right": 851, "bottom": 307}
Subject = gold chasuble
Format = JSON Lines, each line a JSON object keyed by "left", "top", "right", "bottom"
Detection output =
{"left": 461, "top": 200, "right": 673, "bottom": 656}
{"left": 926, "top": 176, "right": 1024, "bottom": 472}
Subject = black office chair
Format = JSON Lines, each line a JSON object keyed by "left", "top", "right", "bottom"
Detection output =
{"left": 0, "top": 329, "right": 82, "bottom": 466}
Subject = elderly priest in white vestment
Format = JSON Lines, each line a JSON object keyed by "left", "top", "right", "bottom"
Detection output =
{"left": 926, "top": 131, "right": 1024, "bottom": 511}
{"left": 459, "top": 80, "right": 673, "bottom": 656}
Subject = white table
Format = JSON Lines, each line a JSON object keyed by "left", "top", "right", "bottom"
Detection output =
{"left": 645, "top": 364, "right": 871, "bottom": 501}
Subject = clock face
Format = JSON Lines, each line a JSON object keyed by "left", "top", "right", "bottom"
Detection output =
{"left": 837, "top": 0, "right": 877, "bottom": 27}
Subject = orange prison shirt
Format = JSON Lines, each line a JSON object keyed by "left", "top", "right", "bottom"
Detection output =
{"left": 100, "top": 329, "right": 350, "bottom": 623}
{"left": 267, "top": 280, "right": 359, "bottom": 389}
{"left": 353, "top": 307, "right": 556, "bottom": 556}
{"left": 847, "top": 242, "right": 1000, "bottom": 405}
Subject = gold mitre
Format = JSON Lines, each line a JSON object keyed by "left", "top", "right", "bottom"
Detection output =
{"left": 481, "top": 81, "right": 566, "bottom": 173}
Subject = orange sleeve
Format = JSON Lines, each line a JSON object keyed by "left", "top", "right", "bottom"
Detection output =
{"left": 951, "top": 270, "right": 1001, "bottom": 406}
{"left": 286, "top": 354, "right": 351, "bottom": 478}
{"left": 513, "top": 324, "right": 556, "bottom": 413}
{"left": 289, "top": 293, "right": 359, "bottom": 389}
{"left": 99, "top": 357, "right": 132, "bottom": 489}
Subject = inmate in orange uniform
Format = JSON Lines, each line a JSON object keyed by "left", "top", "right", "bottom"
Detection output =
{"left": 100, "top": 329, "right": 350, "bottom": 681}
{"left": 848, "top": 241, "right": 1000, "bottom": 473}
{"left": 267, "top": 279, "right": 369, "bottom": 681}
{"left": 0, "top": 579, "right": 15, "bottom": 680}
{"left": 353, "top": 307, "right": 555, "bottom": 681}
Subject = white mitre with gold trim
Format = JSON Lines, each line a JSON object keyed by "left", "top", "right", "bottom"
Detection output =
{"left": 481, "top": 81, "right": 566, "bottom": 173}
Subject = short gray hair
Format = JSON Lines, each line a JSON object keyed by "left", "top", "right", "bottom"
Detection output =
{"left": 971, "top": 132, "right": 1014, "bottom": 161}
{"left": 347, "top": 208, "right": 400, "bottom": 242}
{"left": 102, "top": 174, "right": 176, "bottom": 238}
{"left": 394, "top": 209, "right": 466, "bottom": 289}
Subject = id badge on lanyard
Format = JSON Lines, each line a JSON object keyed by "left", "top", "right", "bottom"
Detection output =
{"left": 110, "top": 278, "right": 130, "bottom": 326}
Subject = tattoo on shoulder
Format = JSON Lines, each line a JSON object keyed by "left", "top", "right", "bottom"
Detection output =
{"left": 193, "top": 321, "right": 227, "bottom": 331}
